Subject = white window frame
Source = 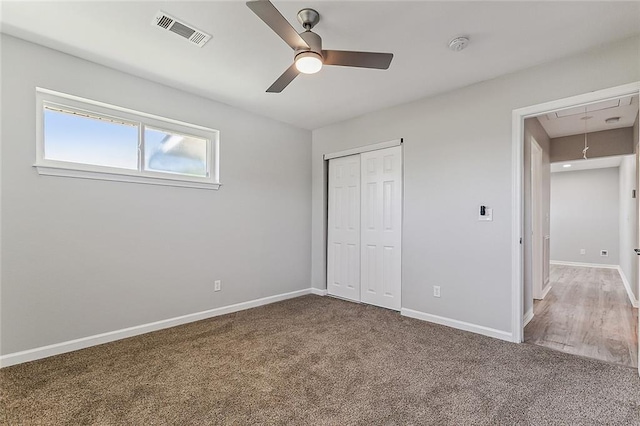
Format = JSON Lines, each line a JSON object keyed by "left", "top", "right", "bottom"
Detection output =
{"left": 35, "top": 88, "right": 221, "bottom": 190}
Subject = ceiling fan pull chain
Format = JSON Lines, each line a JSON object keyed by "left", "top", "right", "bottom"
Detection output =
{"left": 582, "top": 109, "right": 589, "bottom": 160}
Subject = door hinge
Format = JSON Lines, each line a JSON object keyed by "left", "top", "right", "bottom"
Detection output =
{"left": 519, "top": 237, "right": 523, "bottom": 244}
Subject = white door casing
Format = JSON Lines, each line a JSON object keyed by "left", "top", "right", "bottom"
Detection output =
{"left": 327, "top": 154, "right": 361, "bottom": 301}
{"left": 360, "top": 146, "right": 403, "bottom": 310}
{"left": 531, "top": 138, "right": 544, "bottom": 300}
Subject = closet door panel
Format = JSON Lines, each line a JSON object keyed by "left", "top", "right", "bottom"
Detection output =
{"left": 360, "top": 146, "right": 402, "bottom": 310}
{"left": 327, "top": 155, "right": 361, "bottom": 301}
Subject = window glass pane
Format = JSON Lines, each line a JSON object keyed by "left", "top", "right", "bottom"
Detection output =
{"left": 43, "top": 107, "right": 138, "bottom": 170}
{"left": 144, "top": 128, "right": 207, "bottom": 177}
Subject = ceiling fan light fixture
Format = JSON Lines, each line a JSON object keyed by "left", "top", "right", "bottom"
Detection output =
{"left": 295, "top": 51, "right": 323, "bottom": 74}
{"left": 246, "top": 0, "right": 393, "bottom": 92}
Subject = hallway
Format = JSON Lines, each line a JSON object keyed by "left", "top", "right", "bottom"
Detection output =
{"left": 525, "top": 264, "right": 638, "bottom": 368}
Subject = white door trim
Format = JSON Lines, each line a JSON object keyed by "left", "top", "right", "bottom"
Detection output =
{"left": 323, "top": 138, "right": 402, "bottom": 160}
{"left": 511, "top": 81, "right": 640, "bottom": 346}
{"left": 531, "top": 137, "right": 543, "bottom": 300}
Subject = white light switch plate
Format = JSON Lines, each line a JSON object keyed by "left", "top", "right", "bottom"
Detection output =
{"left": 478, "top": 208, "right": 493, "bottom": 221}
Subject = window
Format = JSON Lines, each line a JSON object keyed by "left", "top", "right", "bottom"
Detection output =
{"left": 35, "top": 88, "right": 220, "bottom": 190}
{"left": 43, "top": 106, "right": 139, "bottom": 170}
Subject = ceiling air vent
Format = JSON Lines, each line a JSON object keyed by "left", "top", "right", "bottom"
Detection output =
{"left": 152, "top": 11, "right": 212, "bottom": 47}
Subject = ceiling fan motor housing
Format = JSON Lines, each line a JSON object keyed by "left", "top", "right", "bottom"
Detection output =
{"left": 296, "top": 30, "right": 323, "bottom": 60}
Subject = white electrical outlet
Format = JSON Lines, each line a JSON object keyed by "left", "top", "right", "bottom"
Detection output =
{"left": 214, "top": 280, "right": 221, "bottom": 292}
{"left": 433, "top": 286, "right": 441, "bottom": 298}
{"left": 580, "top": 249, "right": 586, "bottom": 255}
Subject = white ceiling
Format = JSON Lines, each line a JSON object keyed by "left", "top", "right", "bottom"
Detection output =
{"left": 538, "top": 95, "right": 639, "bottom": 138}
{"left": 2, "top": 1, "right": 639, "bottom": 130}
{"left": 551, "top": 155, "right": 628, "bottom": 173}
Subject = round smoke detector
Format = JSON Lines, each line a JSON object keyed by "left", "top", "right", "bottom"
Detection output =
{"left": 449, "top": 36, "right": 469, "bottom": 52}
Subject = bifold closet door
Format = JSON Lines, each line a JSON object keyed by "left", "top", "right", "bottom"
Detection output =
{"left": 327, "top": 154, "right": 361, "bottom": 301}
{"left": 360, "top": 146, "right": 402, "bottom": 310}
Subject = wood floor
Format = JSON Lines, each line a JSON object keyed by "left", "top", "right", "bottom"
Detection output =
{"left": 525, "top": 264, "right": 638, "bottom": 368}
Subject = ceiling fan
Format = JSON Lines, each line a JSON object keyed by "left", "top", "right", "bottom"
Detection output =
{"left": 246, "top": 0, "right": 394, "bottom": 93}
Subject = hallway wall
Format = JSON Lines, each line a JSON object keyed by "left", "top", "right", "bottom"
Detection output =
{"left": 550, "top": 167, "right": 620, "bottom": 265}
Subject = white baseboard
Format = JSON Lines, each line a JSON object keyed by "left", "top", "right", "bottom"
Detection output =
{"left": 310, "top": 288, "right": 328, "bottom": 296}
{"left": 400, "top": 308, "right": 513, "bottom": 342}
{"left": 0, "top": 288, "right": 314, "bottom": 368}
{"left": 523, "top": 308, "right": 534, "bottom": 327}
{"left": 550, "top": 260, "right": 618, "bottom": 269}
{"left": 617, "top": 267, "right": 639, "bottom": 308}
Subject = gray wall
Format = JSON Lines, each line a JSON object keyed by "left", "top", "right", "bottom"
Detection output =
{"left": 311, "top": 36, "right": 640, "bottom": 334}
{"left": 1, "top": 35, "right": 312, "bottom": 355}
{"left": 550, "top": 127, "right": 634, "bottom": 162}
{"left": 550, "top": 168, "right": 620, "bottom": 265}
{"left": 523, "top": 118, "right": 551, "bottom": 316}
{"left": 619, "top": 155, "right": 638, "bottom": 300}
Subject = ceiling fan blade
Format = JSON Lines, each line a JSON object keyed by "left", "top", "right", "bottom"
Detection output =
{"left": 322, "top": 50, "right": 393, "bottom": 69}
{"left": 246, "top": 0, "right": 310, "bottom": 51}
{"left": 267, "top": 64, "right": 300, "bottom": 93}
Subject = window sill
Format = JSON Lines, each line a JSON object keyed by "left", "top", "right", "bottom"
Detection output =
{"left": 34, "top": 165, "right": 222, "bottom": 190}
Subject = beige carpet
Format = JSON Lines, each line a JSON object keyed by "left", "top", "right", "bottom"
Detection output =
{"left": 1, "top": 295, "right": 639, "bottom": 425}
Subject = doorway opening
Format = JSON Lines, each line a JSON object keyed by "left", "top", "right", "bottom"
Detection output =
{"left": 512, "top": 82, "right": 640, "bottom": 372}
